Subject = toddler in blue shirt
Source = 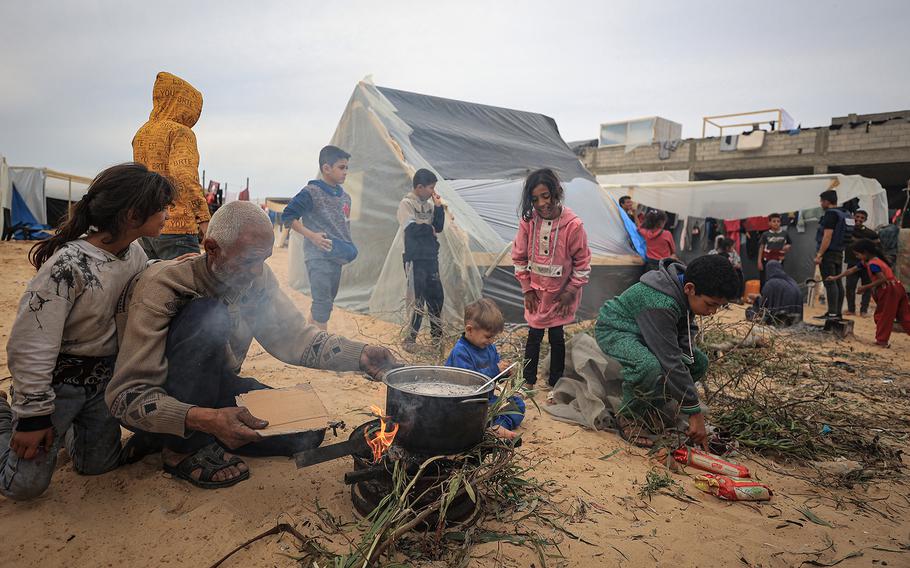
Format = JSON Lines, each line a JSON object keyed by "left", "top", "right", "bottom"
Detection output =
{"left": 444, "top": 299, "right": 526, "bottom": 437}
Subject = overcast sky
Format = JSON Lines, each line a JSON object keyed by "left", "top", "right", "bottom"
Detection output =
{"left": 2, "top": 1, "right": 908, "bottom": 198}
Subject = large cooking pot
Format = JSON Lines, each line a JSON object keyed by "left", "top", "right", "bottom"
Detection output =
{"left": 383, "top": 366, "right": 492, "bottom": 454}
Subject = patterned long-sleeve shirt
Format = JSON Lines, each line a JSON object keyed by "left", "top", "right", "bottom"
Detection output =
{"left": 7, "top": 241, "right": 147, "bottom": 430}
{"left": 511, "top": 206, "right": 591, "bottom": 328}
{"left": 106, "top": 255, "right": 367, "bottom": 437}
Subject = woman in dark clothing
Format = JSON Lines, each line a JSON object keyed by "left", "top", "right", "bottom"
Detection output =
{"left": 746, "top": 260, "right": 803, "bottom": 325}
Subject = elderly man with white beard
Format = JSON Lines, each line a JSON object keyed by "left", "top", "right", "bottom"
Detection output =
{"left": 106, "top": 201, "right": 396, "bottom": 489}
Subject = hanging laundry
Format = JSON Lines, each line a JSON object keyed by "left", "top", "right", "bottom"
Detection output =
{"left": 723, "top": 219, "right": 742, "bottom": 253}
{"left": 705, "top": 218, "right": 720, "bottom": 248}
{"left": 720, "top": 135, "right": 739, "bottom": 151}
{"left": 745, "top": 231, "right": 762, "bottom": 260}
{"left": 688, "top": 218, "right": 702, "bottom": 252}
{"left": 658, "top": 139, "right": 683, "bottom": 160}
{"left": 743, "top": 216, "right": 771, "bottom": 232}
{"left": 737, "top": 130, "right": 765, "bottom": 151}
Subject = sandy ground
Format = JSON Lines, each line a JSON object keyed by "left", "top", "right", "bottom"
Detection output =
{"left": 1, "top": 240, "right": 909, "bottom": 568}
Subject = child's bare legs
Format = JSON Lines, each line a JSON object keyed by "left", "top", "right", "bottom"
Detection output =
{"left": 488, "top": 425, "right": 518, "bottom": 440}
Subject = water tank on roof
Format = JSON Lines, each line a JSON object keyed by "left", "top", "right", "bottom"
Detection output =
{"left": 599, "top": 116, "right": 682, "bottom": 148}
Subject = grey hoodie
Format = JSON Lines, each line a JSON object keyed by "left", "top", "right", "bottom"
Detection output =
{"left": 637, "top": 260, "right": 701, "bottom": 412}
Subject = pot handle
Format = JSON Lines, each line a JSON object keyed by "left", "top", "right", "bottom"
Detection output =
{"left": 459, "top": 397, "right": 490, "bottom": 405}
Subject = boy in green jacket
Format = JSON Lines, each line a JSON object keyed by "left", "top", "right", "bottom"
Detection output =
{"left": 595, "top": 255, "right": 740, "bottom": 448}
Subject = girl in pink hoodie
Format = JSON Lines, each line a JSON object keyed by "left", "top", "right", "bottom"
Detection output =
{"left": 512, "top": 169, "right": 592, "bottom": 387}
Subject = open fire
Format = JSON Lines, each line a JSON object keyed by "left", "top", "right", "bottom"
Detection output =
{"left": 365, "top": 405, "right": 399, "bottom": 463}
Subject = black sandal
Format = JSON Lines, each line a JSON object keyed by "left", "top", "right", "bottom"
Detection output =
{"left": 163, "top": 443, "right": 250, "bottom": 489}
{"left": 616, "top": 415, "right": 655, "bottom": 448}
{"left": 120, "top": 432, "right": 163, "bottom": 465}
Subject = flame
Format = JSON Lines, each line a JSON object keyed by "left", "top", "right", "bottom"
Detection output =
{"left": 365, "top": 405, "right": 399, "bottom": 463}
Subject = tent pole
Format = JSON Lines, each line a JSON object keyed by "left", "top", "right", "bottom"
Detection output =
{"left": 68, "top": 178, "right": 72, "bottom": 217}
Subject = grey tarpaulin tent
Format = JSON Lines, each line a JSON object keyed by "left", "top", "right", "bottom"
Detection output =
{"left": 288, "top": 80, "right": 642, "bottom": 324}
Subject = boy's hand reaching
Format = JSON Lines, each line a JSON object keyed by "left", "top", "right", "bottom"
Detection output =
{"left": 686, "top": 413, "right": 709, "bottom": 450}
{"left": 498, "top": 360, "right": 513, "bottom": 376}
{"left": 523, "top": 290, "right": 540, "bottom": 313}
{"left": 432, "top": 193, "right": 443, "bottom": 207}
{"left": 555, "top": 289, "right": 576, "bottom": 317}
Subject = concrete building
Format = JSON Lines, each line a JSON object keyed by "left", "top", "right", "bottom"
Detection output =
{"left": 580, "top": 110, "right": 910, "bottom": 207}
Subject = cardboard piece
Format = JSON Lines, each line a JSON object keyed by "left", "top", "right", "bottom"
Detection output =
{"left": 235, "top": 384, "right": 331, "bottom": 437}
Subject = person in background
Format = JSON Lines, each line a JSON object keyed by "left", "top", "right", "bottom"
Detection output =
{"left": 814, "top": 189, "right": 850, "bottom": 320}
{"left": 397, "top": 169, "right": 445, "bottom": 353}
{"left": 512, "top": 168, "right": 591, "bottom": 389}
{"left": 638, "top": 210, "right": 678, "bottom": 272}
{"left": 444, "top": 299, "right": 525, "bottom": 439}
{"left": 619, "top": 195, "right": 637, "bottom": 224}
{"left": 1, "top": 164, "right": 174, "bottom": 501}
{"left": 843, "top": 209, "right": 879, "bottom": 316}
{"left": 133, "top": 72, "right": 210, "bottom": 260}
{"left": 594, "top": 255, "right": 740, "bottom": 448}
{"left": 746, "top": 260, "right": 803, "bottom": 326}
{"left": 282, "top": 145, "right": 358, "bottom": 331}
{"left": 826, "top": 239, "right": 910, "bottom": 347}
{"left": 709, "top": 237, "right": 744, "bottom": 299}
{"left": 757, "top": 213, "right": 792, "bottom": 286}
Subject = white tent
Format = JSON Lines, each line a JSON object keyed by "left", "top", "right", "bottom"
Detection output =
{"left": 3, "top": 165, "right": 91, "bottom": 237}
{"left": 600, "top": 174, "right": 889, "bottom": 229}
{"left": 288, "top": 80, "right": 642, "bottom": 324}
{"left": 599, "top": 173, "right": 890, "bottom": 286}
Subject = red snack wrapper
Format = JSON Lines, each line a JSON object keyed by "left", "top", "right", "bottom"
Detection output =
{"left": 673, "top": 447, "right": 750, "bottom": 478}
{"left": 694, "top": 473, "right": 772, "bottom": 501}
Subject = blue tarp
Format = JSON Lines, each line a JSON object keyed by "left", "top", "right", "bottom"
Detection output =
{"left": 617, "top": 200, "right": 647, "bottom": 258}
{"left": 9, "top": 184, "right": 50, "bottom": 240}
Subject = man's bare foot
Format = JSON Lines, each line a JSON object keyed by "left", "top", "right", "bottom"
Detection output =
{"left": 617, "top": 415, "right": 655, "bottom": 448}
{"left": 489, "top": 425, "right": 518, "bottom": 440}
{"left": 162, "top": 447, "right": 248, "bottom": 484}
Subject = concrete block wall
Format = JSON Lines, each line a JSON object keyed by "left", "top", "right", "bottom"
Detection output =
{"left": 827, "top": 121, "right": 910, "bottom": 153}
{"left": 583, "top": 116, "right": 910, "bottom": 178}
{"left": 695, "top": 130, "right": 818, "bottom": 161}
{"left": 591, "top": 141, "right": 690, "bottom": 170}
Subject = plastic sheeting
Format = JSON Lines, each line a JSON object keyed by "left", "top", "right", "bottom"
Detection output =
{"left": 601, "top": 174, "right": 889, "bottom": 230}
{"left": 376, "top": 86, "right": 592, "bottom": 182}
{"left": 288, "top": 80, "right": 640, "bottom": 326}
{"left": 597, "top": 170, "right": 689, "bottom": 185}
{"left": 448, "top": 178, "right": 638, "bottom": 257}
{"left": 9, "top": 167, "right": 47, "bottom": 225}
